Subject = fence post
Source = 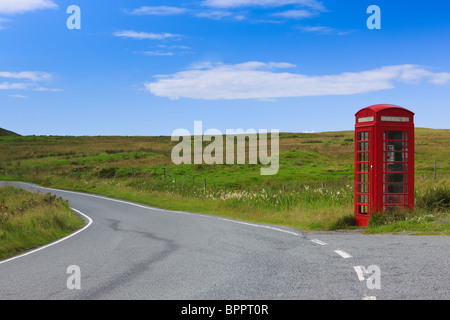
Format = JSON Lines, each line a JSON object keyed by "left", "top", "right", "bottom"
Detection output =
{"left": 434, "top": 161, "right": 437, "bottom": 181}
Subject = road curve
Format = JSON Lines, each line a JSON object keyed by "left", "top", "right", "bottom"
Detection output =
{"left": 0, "top": 181, "right": 449, "bottom": 300}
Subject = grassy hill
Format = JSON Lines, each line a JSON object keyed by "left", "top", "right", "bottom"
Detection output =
{"left": 0, "top": 128, "right": 20, "bottom": 137}
{"left": 0, "top": 128, "right": 448, "bottom": 233}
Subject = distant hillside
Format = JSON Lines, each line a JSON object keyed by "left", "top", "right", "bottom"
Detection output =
{"left": 0, "top": 128, "right": 20, "bottom": 136}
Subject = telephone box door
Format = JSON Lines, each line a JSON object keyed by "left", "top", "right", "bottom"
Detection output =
{"left": 355, "top": 128, "right": 373, "bottom": 226}
{"left": 382, "top": 130, "right": 412, "bottom": 212}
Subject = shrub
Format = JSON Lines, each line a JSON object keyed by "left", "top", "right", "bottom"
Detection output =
{"left": 416, "top": 183, "right": 450, "bottom": 212}
{"left": 98, "top": 167, "right": 118, "bottom": 178}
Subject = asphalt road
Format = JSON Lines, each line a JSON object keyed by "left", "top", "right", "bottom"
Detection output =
{"left": 0, "top": 181, "right": 449, "bottom": 300}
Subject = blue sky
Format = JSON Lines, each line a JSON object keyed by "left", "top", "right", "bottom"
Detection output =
{"left": 1, "top": 0, "right": 450, "bottom": 136}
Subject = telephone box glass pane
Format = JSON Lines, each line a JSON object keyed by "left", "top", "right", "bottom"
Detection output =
{"left": 359, "top": 195, "right": 369, "bottom": 204}
{"left": 386, "top": 173, "right": 407, "bottom": 183}
{"left": 358, "top": 142, "right": 369, "bottom": 151}
{"left": 387, "top": 184, "right": 404, "bottom": 194}
{"left": 358, "top": 132, "right": 370, "bottom": 141}
{"left": 387, "top": 163, "right": 407, "bottom": 172}
{"left": 387, "top": 195, "right": 405, "bottom": 205}
{"left": 359, "top": 184, "right": 369, "bottom": 193}
{"left": 359, "top": 163, "right": 369, "bottom": 172}
{"left": 358, "top": 153, "right": 369, "bottom": 162}
{"left": 359, "top": 206, "right": 368, "bottom": 214}
{"left": 387, "top": 131, "right": 407, "bottom": 140}
{"left": 359, "top": 174, "right": 369, "bottom": 183}
{"left": 385, "top": 141, "right": 407, "bottom": 151}
{"left": 385, "top": 152, "right": 405, "bottom": 162}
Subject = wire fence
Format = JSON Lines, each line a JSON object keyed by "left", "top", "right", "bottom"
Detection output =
{"left": 0, "top": 165, "right": 358, "bottom": 192}
{"left": 0, "top": 160, "right": 443, "bottom": 196}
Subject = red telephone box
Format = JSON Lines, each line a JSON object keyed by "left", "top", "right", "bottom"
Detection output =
{"left": 355, "top": 104, "right": 415, "bottom": 227}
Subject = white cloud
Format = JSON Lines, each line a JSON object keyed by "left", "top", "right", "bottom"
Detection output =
{"left": 32, "top": 86, "right": 62, "bottom": 92}
{"left": 125, "top": 0, "right": 325, "bottom": 22}
{"left": 0, "top": 82, "right": 31, "bottom": 90}
{"left": 158, "top": 45, "right": 192, "bottom": 50}
{"left": 113, "top": 30, "right": 179, "bottom": 40}
{"left": 129, "top": 6, "right": 188, "bottom": 16}
{"left": 145, "top": 63, "right": 450, "bottom": 100}
{"left": 273, "top": 9, "right": 318, "bottom": 19}
{"left": 0, "top": 71, "right": 52, "bottom": 81}
{"left": 9, "top": 94, "right": 27, "bottom": 98}
{"left": 297, "top": 25, "right": 350, "bottom": 35}
{"left": 428, "top": 72, "right": 450, "bottom": 85}
{"left": 195, "top": 10, "right": 233, "bottom": 19}
{"left": 203, "top": 0, "right": 325, "bottom": 10}
{"left": 201, "top": 0, "right": 328, "bottom": 22}
{"left": 126, "top": 5, "right": 241, "bottom": 21}
{"left": 0, "top": 0, "right": 57, "bottom": 14}
{"left": 137, "top": 51, "right": 175, "bottom": 57}
{"left": 0, "top": 70, "right": 60, "bottom": 92}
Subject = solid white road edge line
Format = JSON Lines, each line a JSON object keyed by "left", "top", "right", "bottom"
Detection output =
{"left": 216, "top": 217, "right": 301, "bottom": 237}
{"left": 31, "top": 184, "right": 302, "bottom": 237}
{"left": 0, "top": 208, "right": 93, "bottom": 266}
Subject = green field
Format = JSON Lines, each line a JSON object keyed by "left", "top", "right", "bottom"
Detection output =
{"left": 0, "top": 128, "right": 449, "bottom": 234}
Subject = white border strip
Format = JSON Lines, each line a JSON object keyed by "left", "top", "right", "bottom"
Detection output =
{"left": 0, "top": 208, "right": 93, "bottom": 265}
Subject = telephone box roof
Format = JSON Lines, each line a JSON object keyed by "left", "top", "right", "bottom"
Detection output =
{"left": 356, "top": 104, "right": 415, "bottom": 116}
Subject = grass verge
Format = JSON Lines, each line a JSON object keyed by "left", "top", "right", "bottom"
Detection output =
{"left": 0, "top": 186, "right": 85, "bottom": 260}
{"left": 366, "top": 183, "right": 450, "bottom": 235}
{"left": 2, "top": 176, "right": 357, "bottom": 232}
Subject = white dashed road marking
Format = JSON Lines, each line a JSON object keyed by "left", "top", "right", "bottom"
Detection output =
{"left": 310, "top": 239, "right": 328, "bottom": 245}
{"left": 334, "top": 250, "right": 352, "bottom": 259}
